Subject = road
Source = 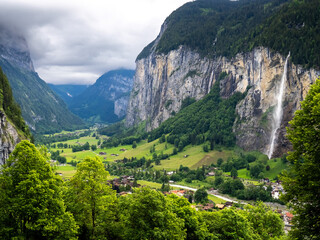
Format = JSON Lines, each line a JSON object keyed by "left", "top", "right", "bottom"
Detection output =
{"left": 170, "top": 184, "right": 238, "bottom": 203}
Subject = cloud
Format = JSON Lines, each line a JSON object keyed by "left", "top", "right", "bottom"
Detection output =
{"left": 0, "top": 0, "right": 190, "bottom": 84}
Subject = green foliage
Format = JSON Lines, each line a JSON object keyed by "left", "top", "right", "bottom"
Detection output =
{"left": 119, "top": 187, "right": 186, "bottom": 240}
{"left": 0, "top": 141, "right": 77, "bottom": 239}
{"left": 139, "top": 0, "right": 320, "bottom": 69}
{"left": 249, "top": 0, "right": 320, "bottom": 69}
{"left": 138, "top": 0, "right": 288, "bottom": 60}
{"left": 230, "top": 167, "right": 238, "bottom": 179}
{"left": 0, "top": 67, "right": 30, "bottom": 138}
{"left": 194, "top": 187, "right": 208, "bottom": 204}
{"left": 281, "top": 77, "right": 320, "bottom": 239}
{"left": 148, "top": 81, "right": 245, "bottom": 149}
{"left": 65, "top": 156, "right": 118, "bottom": 239}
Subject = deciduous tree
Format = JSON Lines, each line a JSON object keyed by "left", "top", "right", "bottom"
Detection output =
{"left": 281, "top": 78, "right": 320, "bottom": 239}
{"left": 0, "top": 141, "right": 77, "bottom": 239}
{"left": 65, "top": 156, "right": 117, "bottom": 239}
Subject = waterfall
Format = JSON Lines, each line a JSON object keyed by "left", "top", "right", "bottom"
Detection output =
{"left": 267, "top": 52, "right": 290, "bottom": 159}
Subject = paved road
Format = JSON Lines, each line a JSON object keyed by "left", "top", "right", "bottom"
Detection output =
{"left": 170, "top": 184, "right": 237, "bottom": 203}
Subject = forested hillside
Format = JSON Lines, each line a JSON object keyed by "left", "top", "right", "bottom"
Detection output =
{"left": 147, "top": 76, "right": 245, "bottom": 149}
{"left": 138, "top": 0, "right": 320, "bottom": 69}
{"left": 0, "top": 67, "right": 30, "bottom": 138}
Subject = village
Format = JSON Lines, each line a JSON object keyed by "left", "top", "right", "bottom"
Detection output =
{"left": 108, "top": 174, "right": 294, "bottom": 229}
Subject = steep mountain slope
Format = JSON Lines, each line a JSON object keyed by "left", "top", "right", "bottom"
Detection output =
{"left": 48, "top": 84, "right": 89, "bottom": 106}
{"left": 126, "top": 0, "right": 320, "bottom": 157}
{"left": 0, "top": 67, "right": 30, "bottom": 164}
{"left": 0, "top": 27, "right": 84, "bottom": 134}
{"left": 69, "top": 69, "right": 134, "bottom": 123}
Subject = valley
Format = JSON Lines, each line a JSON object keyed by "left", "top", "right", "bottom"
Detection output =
{"left": 43, "top": 127, "right": 287, "bottom": 205}
{"left": 1, "top": 0, "right": 320, "bottom": 238}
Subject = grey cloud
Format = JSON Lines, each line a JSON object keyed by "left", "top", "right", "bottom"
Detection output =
{"left": 0, "top": 0, "right": 190, "bottom": 84}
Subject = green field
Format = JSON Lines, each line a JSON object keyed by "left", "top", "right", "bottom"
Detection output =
{"left": 208, "top": 195, "right": 226, "bottom": 204}
{"left": 236, "top": 158, "right": 287, "bottom": 180}
{"left": 154, "top": 145, "right": 234, "bottom": 171}
{"left": 55, "top": 165, "right": 77, "bottom": 179}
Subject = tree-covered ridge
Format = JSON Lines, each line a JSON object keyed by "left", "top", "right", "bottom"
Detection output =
{"left": 148, "top": 78, "right": 245, "bottom": 149}
{"left": 138, "top": 0, "right": 288, "bottom": 60}
{"left": 249, "top": 0, "right": 320, "bottom": 69}
{"left": 138, "top": 0, "right": 320, "bottom": 69}
{"left": 0, "top": 67, "right": 30, "bottom": 138}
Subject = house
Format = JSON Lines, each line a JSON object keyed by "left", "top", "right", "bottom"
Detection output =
{"left": 207, "top": 172, "right": 215, "bottom": 176}
{"left": 99, "top": 152, "right": 106, "bottom": 155}
{"left": 120, "top": 148, "right": 126, "bottom": 152}
{"left": 170, "top": 190, "right": 186, "bottom": 197}
{"left": 286, "top": 212, "right": 294, "bottom": 223}
{"left": 216, "top": 204, "right": 225, "bottom": 210}
{"left": 203, "top": 203, "right": 215, "bottom": 211}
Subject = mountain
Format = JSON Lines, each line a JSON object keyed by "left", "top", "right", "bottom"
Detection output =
{"left": 48, "top": 84, "right": 89, "bottom": 106}
{"left": 0, "top": 27, "right": 85, "bottom": 134}
{"left": 69, "top": 69, "right": 134, "bottom": 123}
{"left": 0, "top": 67, "right": 30, "bottom": 164}
{"left": 126, "top": 0, "right": 320, "bottom": 157}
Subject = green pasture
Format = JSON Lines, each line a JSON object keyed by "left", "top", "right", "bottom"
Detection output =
{"left": 154, "top": 145, "right": 233, "bottom": 171}
{"left": 55, "top": 165, "right": 76, "bottom": 179}
{"left": 236, "top": 158, "right": 287, "bottom": 180}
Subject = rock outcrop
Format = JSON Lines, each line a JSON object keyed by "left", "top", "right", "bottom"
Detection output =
{"left": 126, "top": 46, "right": 319, "bottom": 156}
{"left": 0, "top": 110, "right": 21, "bottom": 164}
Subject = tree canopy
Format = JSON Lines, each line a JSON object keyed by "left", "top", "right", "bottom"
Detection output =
{"left": 281, "top": 77, "right": 320, "bottom": 239}
{"left": 0, "top": 67, "right": 30, "bottom": 138}
{"left": 0, "top": 140, "right": 77, "bottom": 239}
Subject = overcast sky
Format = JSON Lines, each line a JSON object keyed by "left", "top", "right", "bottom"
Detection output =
{"left": 0, "top": 0, "right": 190, "bottom": 85}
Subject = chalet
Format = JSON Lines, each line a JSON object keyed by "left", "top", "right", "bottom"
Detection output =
{"left": 119, "top": 148, "right": 126, "bottom": 152}
{"left": 216, "top": 204, "right": 225, "bottom": 210}
{"left": 207, "top": 172, "right": 215, "bottom": 176}
{"left": 183, "top": 155, "right": 189, "bottom": 158}
{"left": 99, "top": 152, "right": 106, "bottom": 155}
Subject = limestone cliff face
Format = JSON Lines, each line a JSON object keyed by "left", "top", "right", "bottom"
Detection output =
{"left": 126, "top": 46, "right": 319, "bottom": 156}
{"left": 0, "top": 110, "right": 21, "bottom": 164}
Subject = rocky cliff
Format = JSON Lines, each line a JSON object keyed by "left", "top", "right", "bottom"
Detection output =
{"left": 0, "top": 110, "right": 21, "bottom": 164}
{"left": 126, "top": 46, "right": 319, "bottom": 156}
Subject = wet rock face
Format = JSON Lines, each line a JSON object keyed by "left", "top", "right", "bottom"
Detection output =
{"left": 0, "top": 111, "right": 21, "bottom": 164}
{"left": 126, "top": 46, "right": 319, "bottom": 157}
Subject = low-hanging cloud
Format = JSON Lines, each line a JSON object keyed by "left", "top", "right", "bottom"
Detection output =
{"left": 0, "top": 0, "right": 190, "bottom": 84}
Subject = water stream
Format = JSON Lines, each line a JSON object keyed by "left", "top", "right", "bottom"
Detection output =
{"left": 267, "top": 52, "right": 290, "bottom": 159}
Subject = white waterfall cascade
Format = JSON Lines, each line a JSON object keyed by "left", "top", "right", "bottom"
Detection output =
{"left": 267, "top": 52, "right": 290, "bottom": 159}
